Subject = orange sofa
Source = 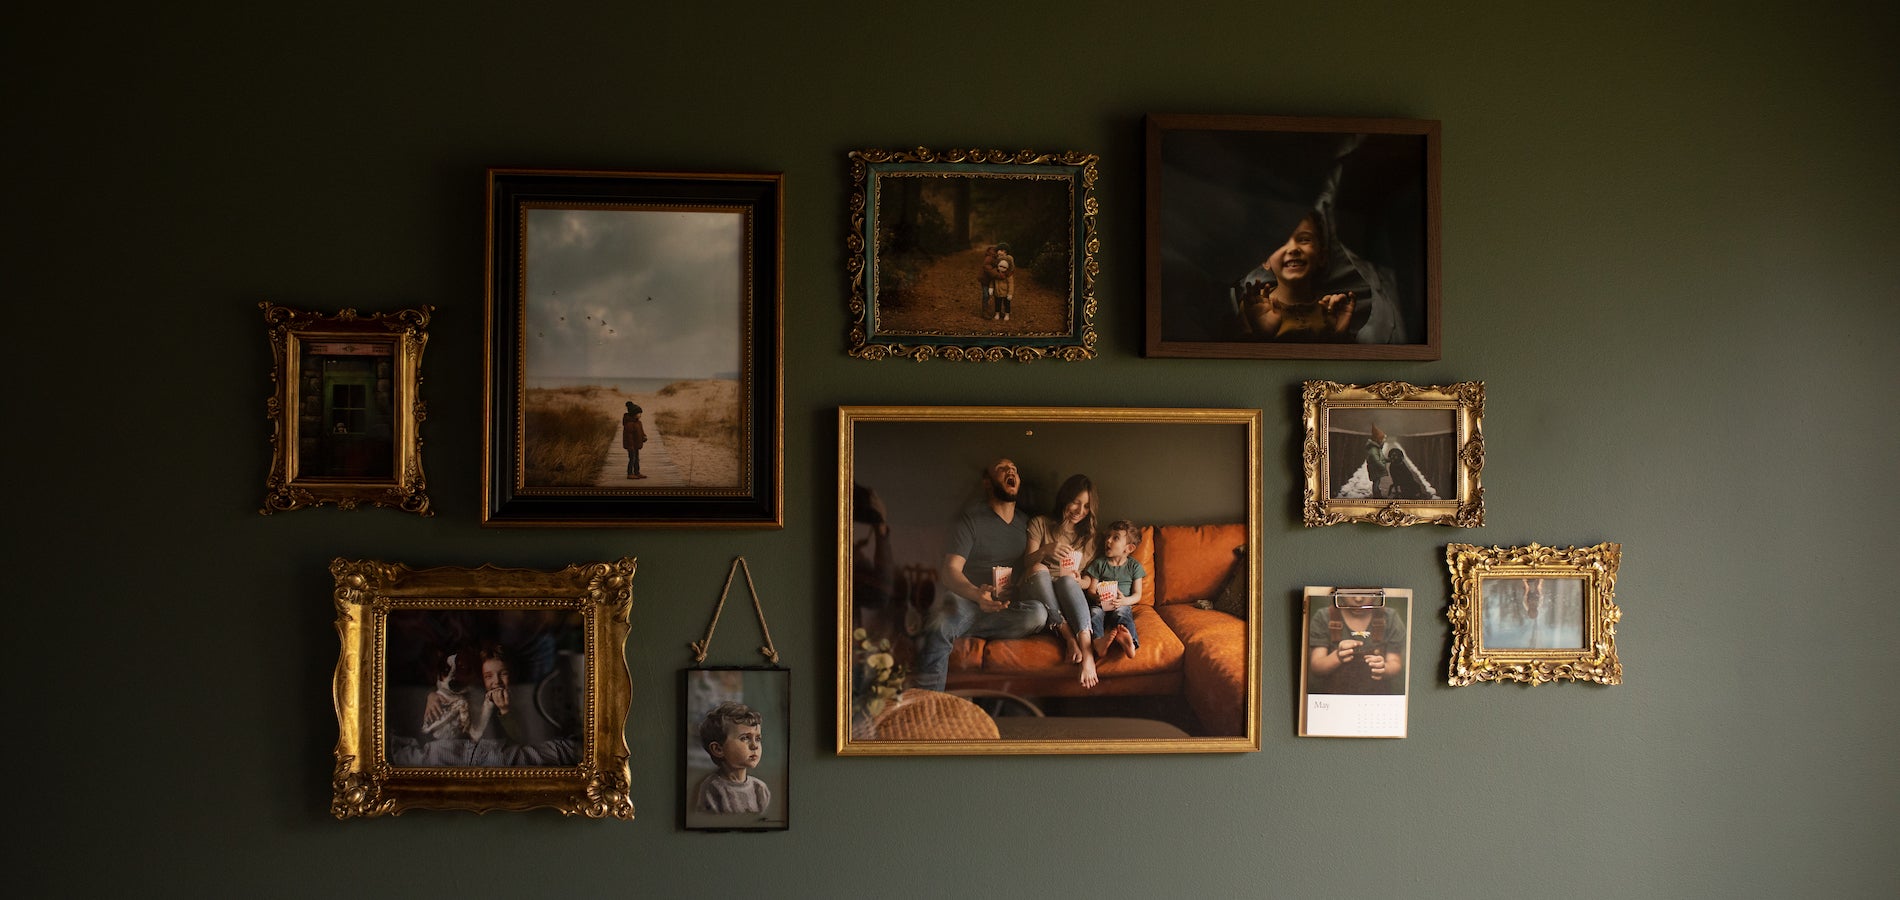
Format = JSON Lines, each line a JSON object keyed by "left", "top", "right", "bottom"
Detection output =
{"left": 941, "top": 523, "right": 1250, "bottom": 737}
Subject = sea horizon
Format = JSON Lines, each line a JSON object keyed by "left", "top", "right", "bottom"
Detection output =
{"left": 526, "top": 374, "right": 738, "bottom": 393}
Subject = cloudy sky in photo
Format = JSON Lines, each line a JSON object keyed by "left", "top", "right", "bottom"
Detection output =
{"left": 524, "top": 208, "right": 743, "bottom": 380}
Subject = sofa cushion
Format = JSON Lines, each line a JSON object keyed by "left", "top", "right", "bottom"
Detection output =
{"left": 1193, "top": 544, "right": 1249, "bottom": 620}
{"left": 1129, "top": 526, "right": 1158, "bottom": 603}
{"left": 1154, "top": 523, "right": 1247, "bottom": 606}
{"left": 1091, "top": 604, "right": 1184, "bottom": 678}
{"left": 1158, "top": 604, "right": 1250, "bottom": 736}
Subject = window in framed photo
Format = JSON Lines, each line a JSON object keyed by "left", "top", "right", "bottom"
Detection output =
{"left": 1302, "top": 380, "right": 1483, "bottom": 527}
{"left": 1146, "top": 114, "right": 1440, "bottom": 360}
{"left": 683, "top": 667, "right": 789, "bottom": 831}
{"left": 1446, "top": 542, "right": 1623, "bottom": 686}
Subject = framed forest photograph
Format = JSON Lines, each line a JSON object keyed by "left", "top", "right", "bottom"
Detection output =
{"left": 847, "top": 148, "right": 1098, "bottom": 362}
{"left": 483, "top": 168, "right": 782, "bottom": 527}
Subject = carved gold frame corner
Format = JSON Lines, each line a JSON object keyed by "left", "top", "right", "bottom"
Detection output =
{"left": 846, "top": 148, "right": 1099, "bottom": 362}
{"left": 1445, "top": 542, "right": 1622, "bottom": 686}
{"left": 330, "top": 558, "right": 636, "bottom": 818}
{"left": 1301, "top": 380, "right": 1484, "bottom": 527}
{"left": 261, "top": 303, "right": 432, "bottom": 516}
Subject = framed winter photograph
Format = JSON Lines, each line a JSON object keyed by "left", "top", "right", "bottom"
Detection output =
{"left": 329, "top": 558, "right": 636, "bottom": 818}
{"left": 1446, "top": 542, "right": 1623, "bottom": 686}
{"left": 846, "top": 148, "right": 1098, "bottom": 362}
{"left": 482, "top": 168, "right": 782, "bottom": 527}
{"left": 1145, "top": 114, "right": 1440, "bottom": 360}
{"left": 1301, "top": 380, "right": 1484, "bottom": 527}
{"left": 260, "top": 303, "right": 432, "bottom": 516}
{"left": 682, "top": 667, "right": 790, "bottom": 831}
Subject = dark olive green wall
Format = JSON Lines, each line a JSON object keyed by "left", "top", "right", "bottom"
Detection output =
{"left": 11, "top": 1, "right": 1896, "bottom": 896}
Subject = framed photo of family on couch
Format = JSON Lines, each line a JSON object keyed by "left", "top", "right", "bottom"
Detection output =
{"left": 846, "top": 148, "right": 1099, "bottom": 362}
{"left": 837, "top": 406, "right": 1261, "bottom": 755}
{"left": 1302, "top": 380, "right": 1485, "bottom": 527}
{"left": 330, "top": 558, "right": 636, "bottom": 818}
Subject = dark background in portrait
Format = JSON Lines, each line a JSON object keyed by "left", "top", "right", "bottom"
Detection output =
{"left": 1158, "top": 129, "right": 1428, "bottom": 342}
{"left": 10, "top": 1, "right": 1896, "bottom": 897}
{"left": 385, "top": 609, "right": 588, "bottom": 746}
{"left": 1325, "top": 407, "right": 1458, "bottom": 497}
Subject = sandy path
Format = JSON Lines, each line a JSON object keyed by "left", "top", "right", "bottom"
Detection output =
{"left": 588, "top": 384, "right": 741, "bottom": 489}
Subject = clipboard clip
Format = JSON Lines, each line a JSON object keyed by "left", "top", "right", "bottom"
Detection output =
{"left": 1330, "top": 588, "right": 1387, "bottom": 609}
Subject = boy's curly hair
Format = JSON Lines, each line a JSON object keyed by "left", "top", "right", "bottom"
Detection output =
{"left": 1104, "top": 519, "right": 1141, "bottom": 546}
{"left": 698, "top": 701, "right": 762, "bottom": 754}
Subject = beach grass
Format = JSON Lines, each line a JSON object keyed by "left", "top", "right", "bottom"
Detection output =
{"left": 524, "top": 387, "right": 615, "bottom": 486}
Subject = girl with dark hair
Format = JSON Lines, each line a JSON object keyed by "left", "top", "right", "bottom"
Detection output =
{"left": 1019, "top": 474, "right": 1103, "bottom": 686}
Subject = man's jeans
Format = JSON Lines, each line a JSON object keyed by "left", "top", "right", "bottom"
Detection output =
{"left": 912, "top": 585, "right": 1048, "bottom": 691}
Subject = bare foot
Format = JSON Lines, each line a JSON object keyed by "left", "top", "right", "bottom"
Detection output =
{"left": 1056, "top": 624, "right": 1083, "bottom": 664}
{"left": 1079, "top": 655, "right": 1098, "bottom": 688}
{"left": 1092, "top": 632, "right": 1113, "bottom": 659}
{"left": 1113, "top": 624, "right": 1136, "bottom": 659}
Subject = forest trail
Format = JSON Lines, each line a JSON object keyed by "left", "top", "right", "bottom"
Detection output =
{"left": 875, "top": 247, "right": 1070, "bottom": 336}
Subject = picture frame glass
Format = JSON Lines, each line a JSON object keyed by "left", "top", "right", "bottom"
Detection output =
{"left": 1323, "top": 406, "right": 1457, "bottom": 502}
{"left": 297, "top": 337, "right": 398, "bottom": 480}
{"left": 841, "top": 407, "right": 1260, "bottom": 755}
{"left": 384, "top": 609, "right": 588, "bottom": 768}
{"left": 684, "top": 667, "right": 790, "bottom": 831}
{"left": 1478, "top": 575, "right": 1589, "bottom": 651}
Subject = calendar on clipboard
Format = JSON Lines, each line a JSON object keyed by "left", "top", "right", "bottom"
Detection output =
{"left": 1299, "top": 586, "right": 1411, "bottom": 739}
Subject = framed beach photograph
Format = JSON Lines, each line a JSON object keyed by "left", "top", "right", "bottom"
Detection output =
{"left": 838, "top": 406, "right": 1261, "bottom": 755}
{"left": 1145, "top": 114, "right": 1440, "bottom": 360}
{"left": 260, "top": 303, "right": 432, "bottom": 515}
{"left": 682, "top": 667, "right": 789, "bottom": 832}
{"left": 1446, "top": 542, "right": 1624, "bottom": 686}
{"left": 483, "top": 168, "right": 782, "bottom": 527}
{"left": 1302, "top": 380, "right": 1483, "bottom": 527}
{"left": 846, "top": 148, "right": 1098, "bottom": 362}
{"left": 1299, "top": 587, "right": 1412, "bottom": 739}
{"left": 330, "top": 558, "right": 636, "bottom": 818}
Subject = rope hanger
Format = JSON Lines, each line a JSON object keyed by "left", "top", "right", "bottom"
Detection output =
{"left": 689, "top": 556, "right": 781, "bottom": 666}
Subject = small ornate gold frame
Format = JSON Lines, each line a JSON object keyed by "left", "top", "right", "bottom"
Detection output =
{"left": 1445, "top": 542, "right": 1622, "bottom": 686}
{"left": 261, "top": 303, "right": 432, "bottom": 515}
{"left": 330, "top": 558, "right": 636, "bottom": 818}
{"left": 1301, "top": 380, "right": 1483, "bottom": 527}
{"left": 846, "top": 148, "right": 1099, "bottom": 362}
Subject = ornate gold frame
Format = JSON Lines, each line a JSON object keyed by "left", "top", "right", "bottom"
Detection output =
{"left": 330, "top": 558, "right": 636, "bottom": 818}
{"left": 261, "top": 303, "right": 431, "bottom": 515}
{"left": 1301, "top": 380, "right": 1483, "bottom": 527}
{"left": 837, "top": 406, "right": 1262, "bottom": 755}
{"left": 1445, "top": 542, "right": 1623, "bottom": 686}
{"left": 846, "top": 148, "right": 1099, "bottom": 362}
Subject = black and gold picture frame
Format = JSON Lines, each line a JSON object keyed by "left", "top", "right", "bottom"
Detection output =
{"left": 1302, "top": 380, "right": 1483, "bottom": 527}
{"left": 847, "top": 148, "right": 1098, "bottom": 362}
{"left": 483, "top": 168, "right": 783, "bottom": 527}
{"left": 330, "top": 558, "right": 636, "bottom": 818}
{"left": 260, "top": 303, "right": 431, "bottom": 515}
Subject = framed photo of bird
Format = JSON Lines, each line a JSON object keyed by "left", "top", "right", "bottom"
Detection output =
{"left": 483, "top": 168, "right": 782, "bottom": 526}
{"left": 1301, "top": 380, "right": 1483, "bottom": 527}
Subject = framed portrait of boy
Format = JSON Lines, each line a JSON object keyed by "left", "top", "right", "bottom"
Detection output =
{"left": 682, "top": 667, "right": 789, "bottom": 831}
{"left": 838, "top": 406, "right": 1261, "bottom": 755}
{"left": 482, "top": 168, "right": 783, "bottom": 527}
{"left": 330, "top": 558, "right": 636, "bottom": 818}
{"left": 1302, "top": 380, "right": 1484, "bottom": 527}
{"left": 846, "top": 148, "right": 1098, "bottom": 362}
{"left": 260, "top": 303, "right": 432, "bottom": 516}
{"left": 1145, "top": 114, "right": 1440, "bottom": 360}
{"left": 1446, "top": 542, "right": 1624, "bottom": 686}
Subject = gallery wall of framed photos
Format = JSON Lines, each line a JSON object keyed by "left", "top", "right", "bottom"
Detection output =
{"left": 12, "top": 1, "right": 1898, "bottom": 898}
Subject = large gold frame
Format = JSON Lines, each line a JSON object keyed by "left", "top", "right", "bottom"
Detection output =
{"left": 846, "top": 148, "right": 1099, "bottom": 362}
{"left": 1301, "top": 380, "right": 1484, "bottom": 527}
{"left": 330, "top": 558, "right": 636, "bottom": 818}
{"left": 1445, "top": 542, "right": 1623, "bottom": 686}
{"left": 837, "top": 406, "right": 1262, "bottom": 755}
{"left": 261, "top": 303, "right": 432, "bottom": 515}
